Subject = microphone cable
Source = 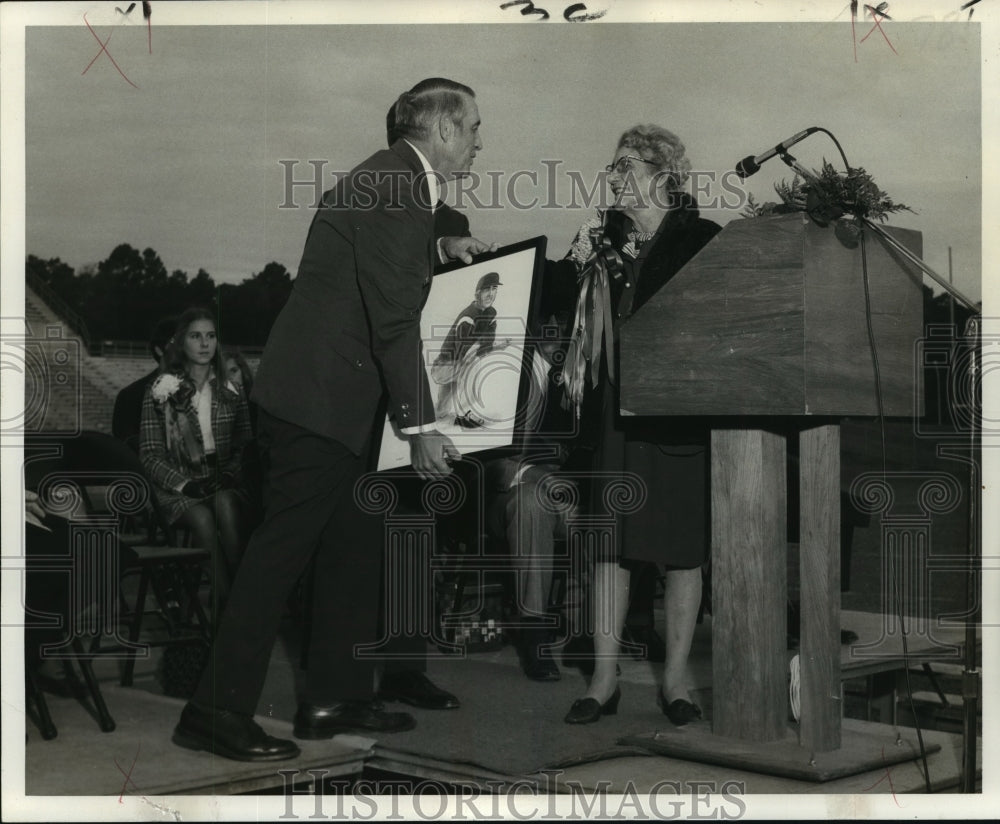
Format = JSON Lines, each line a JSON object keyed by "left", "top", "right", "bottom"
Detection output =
{"left": 806, "top": 125, "right": 934, "bottom": 789}
{"left": 816, "top": 127, "right": 851, "bottom": 173}
{"left": 858, "top": 210, "right": 934, "bottom": 794}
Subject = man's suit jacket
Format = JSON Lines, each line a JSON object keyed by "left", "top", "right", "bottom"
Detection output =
{"left": 253, "top": 140, "right": 438, "bottom": 454}
{"left": 434, "top": 203, "right": 470, "bottom": 241}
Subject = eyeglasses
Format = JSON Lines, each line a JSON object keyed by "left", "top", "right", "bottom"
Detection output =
{"left": 605, "top": 155, "right": 658, "bottom": 175}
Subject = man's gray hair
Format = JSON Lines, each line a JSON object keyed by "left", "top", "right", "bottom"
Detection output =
{"left": 391, "top": 77, "right": 476, "bottom": 143}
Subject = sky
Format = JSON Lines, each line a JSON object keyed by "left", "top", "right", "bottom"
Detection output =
{"left": 15, "top": 9, "right": 986, "bottom": 305}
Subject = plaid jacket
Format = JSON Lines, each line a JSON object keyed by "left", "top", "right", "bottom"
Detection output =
{"left": 139, "top": 373, "right": 252, "bottom": 524}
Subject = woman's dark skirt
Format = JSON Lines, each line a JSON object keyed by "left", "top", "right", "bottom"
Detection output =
{"left": 583, "top": 383, "right": 709, "bottom": 569}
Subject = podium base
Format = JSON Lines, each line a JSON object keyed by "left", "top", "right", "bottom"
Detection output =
{"left": 619, "top": 718, "right": 939, "bottom": 783}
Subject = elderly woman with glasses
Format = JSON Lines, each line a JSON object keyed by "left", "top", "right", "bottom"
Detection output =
{"left": 545, "top": 124, "right": 722, "bottom": 726}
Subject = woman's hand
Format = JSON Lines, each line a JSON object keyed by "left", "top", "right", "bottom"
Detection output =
{"left": 182, "top": 480, "right": 207, "bottom": 499}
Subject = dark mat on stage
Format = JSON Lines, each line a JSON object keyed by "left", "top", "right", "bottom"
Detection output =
{"left": 374, "top": 656, "right": 710, "bottom": 779}
{"left": 249, "top": 626, "right": 712, "bottom": 780}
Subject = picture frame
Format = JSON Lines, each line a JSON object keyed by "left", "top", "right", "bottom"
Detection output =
{"left": 374, "top": 236, "right": 547, "bottom": 472}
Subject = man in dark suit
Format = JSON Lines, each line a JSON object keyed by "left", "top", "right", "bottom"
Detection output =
{"left": 173, "top": 78, "right": 494, "bottom": 761}
{"left": 111, "top": 316, "right": 175, "bottom": 452}
{"left": 371, "top": 103, "right": 481, "bottom": 712}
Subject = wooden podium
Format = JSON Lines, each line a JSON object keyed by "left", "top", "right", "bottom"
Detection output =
{"left": 619, "top": 213, "right": 929, "bottom": 780}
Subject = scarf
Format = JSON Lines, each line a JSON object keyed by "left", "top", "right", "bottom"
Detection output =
{"left": 562, "top": 231, "right": 623, "bottom": 415}
{"left": 164, "top": 380, "right": 206, "bottom": 469}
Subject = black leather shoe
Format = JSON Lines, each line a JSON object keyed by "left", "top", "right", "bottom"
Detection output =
{"left": 378, "top": 671, "right": 460, "bottom": 710}
{"left": 659, "top": 693, "right": 702, "bottom": 726}
{"left": 564, "top": 686, "right": 621, "bottom": 724}
{"left": 294, "top": 700, "right": 416, "bottom": 738}
{"left": 519, "top": 625, "right": 561, "bottom": 682}
{"left": 172, "top": 702, "right": 300, "bottom": 762}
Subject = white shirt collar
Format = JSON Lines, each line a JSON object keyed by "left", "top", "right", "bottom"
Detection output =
{"left": 403, "top": 140, "right": 439, "bottom": 213}
{"left": 193, "top": 379, "right": 216, "bottom": 453}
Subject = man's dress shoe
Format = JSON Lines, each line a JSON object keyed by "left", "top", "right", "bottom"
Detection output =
{"left": 172, "top": 702, "right": 300, "bottom": 761}
{"left": 293, "top": 700, "right": 416, "bottom": 739}
{"left": 378, "top": 671, "right": 460, "bottom": 710}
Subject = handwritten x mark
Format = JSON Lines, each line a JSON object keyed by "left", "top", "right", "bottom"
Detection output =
{"left": 81, "top": 12, "right": 138, "bottom": 88}
{"left": 860, "top": 746, "right": 903, "bottom": 805}
{"left": 860, "top": 3, "right": 898, "bottom": 55}
{"left": 115, "top": 742, "right": 142, "bottom": 802}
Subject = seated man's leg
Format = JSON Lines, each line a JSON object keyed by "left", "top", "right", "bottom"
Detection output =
{"left": 505, "top": 463, "right": 567, "bottom": 681}
{"left": 372, "top": 475, "right": 461, "bottom": 711}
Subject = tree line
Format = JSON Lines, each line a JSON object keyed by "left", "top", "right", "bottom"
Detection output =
{"left": 26, "top": 243, "right": 977, "bottom": 426}
{"left": 26, "top": 244, "right": 292, "bottom": 347}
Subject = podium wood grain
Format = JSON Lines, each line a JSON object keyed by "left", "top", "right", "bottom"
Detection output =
{"left": 799, "top": 423, "right": 842, "bottom": 751}
{"left": 711, "top": 428, "right": 787, "bottom": 742}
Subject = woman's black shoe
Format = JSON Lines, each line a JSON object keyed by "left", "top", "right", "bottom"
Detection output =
{"left": 563, "top": 686, "right": 621, "bottom": 724}
{"left": 659, "top": 693, "right": 702, "bottom": 726}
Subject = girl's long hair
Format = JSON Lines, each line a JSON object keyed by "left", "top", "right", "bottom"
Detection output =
{"left": 161, "top": 306, "right": 235, "bottom": 406}
{"left": 223, "top": 349, "right": 254, "bottom": 398}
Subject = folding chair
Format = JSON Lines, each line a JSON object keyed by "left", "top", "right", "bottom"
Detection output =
{"left": 24, "top": 432, "right": 211, "bottom": 736}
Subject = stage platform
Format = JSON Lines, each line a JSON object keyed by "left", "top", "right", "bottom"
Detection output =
{"left": 20, "top": 610, "right": 980, "bottom": 798}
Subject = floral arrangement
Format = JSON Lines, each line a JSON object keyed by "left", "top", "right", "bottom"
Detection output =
{"left": 151, "top": 373, "right": 180, "bottom": 402}
{"left": 741, "top": 161, "right": 913, "bottom": 226}
{"left": 150, "top": 372, "right": 201, "bottom": 466}
{"left": 566, "top": 215, "right": 603, "bottom": 271}
{"left": 151, "top": 373, "right": 194, "bottom": 407}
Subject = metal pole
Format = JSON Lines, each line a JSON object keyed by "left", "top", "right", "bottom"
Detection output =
{"left": 960, "top": 315, "right": 981, "bottom": 792}
{"left": 949, "top": 247, "right": 955, "bottom": 330}
{"left": 862, "top": 219, "right": 979, "bottom": 314}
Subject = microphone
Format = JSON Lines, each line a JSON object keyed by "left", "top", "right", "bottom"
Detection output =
{"left": 734, "top": 127, "right": 820, "bottom": 180}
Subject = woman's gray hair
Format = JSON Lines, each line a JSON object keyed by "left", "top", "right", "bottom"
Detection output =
{"left": 617, "top": 124, "right": 692, "bottom": 190}
{"left": 392, "top": 78, "right": 476, "bottom": 142}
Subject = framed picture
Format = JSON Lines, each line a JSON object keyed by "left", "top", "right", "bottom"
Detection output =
{"left": 375, "top": 236, "right": 547, "bottom": 471}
